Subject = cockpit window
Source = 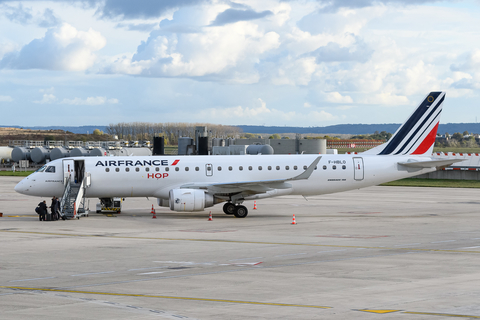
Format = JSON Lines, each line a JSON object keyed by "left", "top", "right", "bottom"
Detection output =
{"left": 36, "top": 165, "right": 47, "bottom": 173}
{"left": 45, "top": 166, "right": 56, "bottom": 173}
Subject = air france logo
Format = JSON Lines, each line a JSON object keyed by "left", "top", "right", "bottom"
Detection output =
{"left": 95, "top": 159, "right": 180, "bottom": 167}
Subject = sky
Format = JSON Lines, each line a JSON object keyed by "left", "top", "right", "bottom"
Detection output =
{"left": 1, "top": 0, "right": 480, "bottom": 127}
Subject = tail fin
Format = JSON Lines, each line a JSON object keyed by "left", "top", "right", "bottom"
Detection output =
{"left": 362, "top": 91, "right": 445, "bottom": 156}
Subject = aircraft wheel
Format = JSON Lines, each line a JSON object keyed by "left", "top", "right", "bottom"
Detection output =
{"left": 223, "top": 203, "right": 235, "bottom": 215}
{"left": 233, "top": 205, "right": 248, "bottom": 218}
{"left": 96, "top": 210, "right": 100, "bottom": 213}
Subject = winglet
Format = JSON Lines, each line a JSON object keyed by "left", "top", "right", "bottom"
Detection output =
{"left": 288, "top": 156, "right": 321, "bottom": 181}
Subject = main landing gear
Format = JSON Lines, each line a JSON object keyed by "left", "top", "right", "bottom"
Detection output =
{"left": 223, "top": 202, "right": 248, "bottom": 218}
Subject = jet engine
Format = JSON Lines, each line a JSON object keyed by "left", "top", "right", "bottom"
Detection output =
{"left": 169, "top": 189, "right": 215, "bottom": 212}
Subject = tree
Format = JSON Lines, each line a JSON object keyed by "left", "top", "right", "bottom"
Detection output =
{"left": 268, "top": 134, "right": 281, "bottom": 139}
{"left": 93, "top": 129, "right": 103, "bottom": 136}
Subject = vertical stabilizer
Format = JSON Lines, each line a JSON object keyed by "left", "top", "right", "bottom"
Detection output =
{"left": 362, "top": 92, "right": 445, "bottom": 156}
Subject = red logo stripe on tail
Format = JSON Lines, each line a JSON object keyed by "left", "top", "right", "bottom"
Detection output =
{"left": 171, "top": 159, "right": 180, "bottom": 166}
{"left": 412, "top": 122, "right": 439, "bottom": 155}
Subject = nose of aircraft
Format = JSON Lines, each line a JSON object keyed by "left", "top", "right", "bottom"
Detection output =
{"left": 14, "top": 177, "right": 29, "bottom": 195}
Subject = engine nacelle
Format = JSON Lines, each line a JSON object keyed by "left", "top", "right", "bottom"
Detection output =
{"left": 169, "top": 189, "right": 214, "bottom": 212}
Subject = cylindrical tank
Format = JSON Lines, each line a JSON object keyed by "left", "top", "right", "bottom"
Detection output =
{"left": 298, "top": 139, "right": 326, "bottom": 154}
{"left": 116, "top": 147, "right": 152, "bottom": 157}
{"left": 12, "top": 147, "right": 32, "bottom": 162}
{"left": 50, "top": 147, "right": 70, "bottom": 160}
{"left": 198, "top": 136, "right": 209, "bottom": 155}
{"left": 91, "top": 148, "right": 108, "bottom": 157}
{"left": 71, "top": 147, "right": 90, "bottom": 157}
{"left": 0, "top": 146, "right": 13, "bottom": 162}
{"left": 246, "top": 145, "right": 274, "bottom": 155}
{"left": 153, "top": 137, "right": 165, "bottom": 155}
{"left": 178, "top": 137, "right": 194, "bottom": 155}
{"left": 31, "top": 147, "right": 50, "bottom": 164}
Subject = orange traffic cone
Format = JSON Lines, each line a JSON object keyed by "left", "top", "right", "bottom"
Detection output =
{"left": 151, "top": 205, "right": 156, "bottom": 219}
{"left": 253, "top": 201, "right": 257, "bottom": 210}
{"left": 291, "top": 214, "right": 297, "bottom": 225}
{"left": 208, "top": 211, "right": 213, "bottom": 221}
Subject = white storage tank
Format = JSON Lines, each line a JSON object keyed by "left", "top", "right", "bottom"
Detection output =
{"left": 0, "top": 146, "right": 13, "bottom": 162}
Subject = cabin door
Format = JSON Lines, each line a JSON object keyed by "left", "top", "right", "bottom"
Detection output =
{"left": 353, "top": 157, "right": 364, "bottom": 181}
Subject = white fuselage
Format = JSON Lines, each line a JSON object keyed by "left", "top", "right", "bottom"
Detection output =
{"left": 15, "top": 154, "right": 435, "bottom": 199}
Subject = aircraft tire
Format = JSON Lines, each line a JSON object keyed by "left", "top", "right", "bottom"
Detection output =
{"left": 223, "top": 203, "right": 235, "bottom": 215}
{"left": 233, "top": 205, "right": 248, "bottom": 218}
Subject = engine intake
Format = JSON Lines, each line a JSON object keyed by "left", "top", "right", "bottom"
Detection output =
{"left": 169, "top": 189, "right": 214, "bottom": 212}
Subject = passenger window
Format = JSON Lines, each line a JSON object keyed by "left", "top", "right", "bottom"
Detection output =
{"left": 195, "top": 167, "right": 199, "bottom": 171}
{"left": 303, "top": 165, "right": 307, "bottom": 170}
{"left": 228, "top": 166, "right": 233, "bottom": 171}
{"left": 258, "top": 166, "right": 262, "bottom": 170}
{"left": 185, "top": 167, "right": 189, "bottom": 171}
{"left": 268, "top": 166, "right": 272, "bottom": 170}
{"left": 165, "top": 167, "right": 170, "bottom": 172}
{"left": 155, "top": 167, "right": 159, "bottom": 172}
{"left": 115, "top": 168, "right": 120, "bottom": 172}
{"left": 218, "top": 166, "right": 222, "bottom": 171}
{"left": 285, "top": 166, "right": 289, "bottom": 170}
{"left": 175, "top": 167, "right": 179, "bottom": 171}
{"left": 105, "top": 168, "right": 110, "bottom": 172}
{"left": 146, "top": 167, "right": 150, "bottom": 172}
{"left": 126, "top": 168, "right": 130, "bottom": 172}
{"left": 248, "top": 166, "right": 253, "bottom": 171}
{"left": 332, "top": 165, "right": 336, "bottom": 170}
{"left": 136, "top": 167, "right": 140, "bottom": 172}
{"left": 45, "top": 166, "right": 55, "bottom": 173}
{"left": 293, "top": 166, "right": 297, "bottom": 170}
{"left": 276, "top": 166, "right": 280, "bottom": 170}
{"left": 315, "top": 166, "right": 317, "bottom": 170}
{"left": 342, "top": 165, "right": 346, "bottom": 170}
{"left": 323, "top": 165, "right": 327, "bottom": 170}
{"left": 239, "top": 166, "right": 243, "bottom": 171}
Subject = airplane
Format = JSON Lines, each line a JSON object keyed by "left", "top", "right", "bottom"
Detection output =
{"left": 15, "top": 91, "right": 461, "bottom": 218}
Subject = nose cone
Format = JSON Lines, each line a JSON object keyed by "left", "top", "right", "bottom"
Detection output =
{"left": 14, "top": 177, "right": 29, "bottom": 195}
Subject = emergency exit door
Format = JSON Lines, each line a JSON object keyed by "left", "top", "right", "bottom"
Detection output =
{"left": 353, "top": 157, "right": 364, "bottom": 181}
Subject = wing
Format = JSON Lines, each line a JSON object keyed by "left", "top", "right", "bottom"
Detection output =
{"left": 179, "top": 156, "right": 321, "bottom": 200}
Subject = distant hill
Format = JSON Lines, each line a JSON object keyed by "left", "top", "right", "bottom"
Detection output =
{"left": 237, "top": 123, "right": 480, "bottom": 135}
{"left": 0, "top": 125, "right": 107, "bottom": 134}
{"left": 2, "top": 123, "right": 480, "bottom": 135}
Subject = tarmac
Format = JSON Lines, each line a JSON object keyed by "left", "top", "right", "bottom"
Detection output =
{"left": 1, "top": 176, "right": 480, "bottom": 319}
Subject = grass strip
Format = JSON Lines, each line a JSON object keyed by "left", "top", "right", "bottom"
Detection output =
{"left": 381, "top": 178, "right": 480, "bottom": 188}
{"left": 0, "top": 171, "right": 34, "bottom": 176}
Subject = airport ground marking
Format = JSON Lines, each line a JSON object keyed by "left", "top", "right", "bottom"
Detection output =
{"left": 359, "top": 309, "right": 400, "bottom": 314}
{"left": 403, "top": 311, "right": 480, "bottom": 318}
{"left": 1, "top": 230, "right": 480, "bottom": 254}
{"left": 0, "top": 286, "right": 331, "bottom": 309}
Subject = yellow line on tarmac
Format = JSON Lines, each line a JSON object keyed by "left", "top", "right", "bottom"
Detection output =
{"left": 0, "top": 286, "right": 331, "bottom": 309}
{"left": 403, "top": 311, "right": 480, "bottom": 318}
{"left": 0, "top": 230, "right": 479, "bottom": 254}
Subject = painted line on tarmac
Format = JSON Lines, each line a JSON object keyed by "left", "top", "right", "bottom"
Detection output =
{"left": 1, "top": 230, "right": 480, "bottom": 254}
{"left": 10, "top": 276, "right": 56, "bottom": 282}
{"left": 0, "top": 286, "right": 332, "bottom": 309}
{"left": 403, "top": 311, "right": 480, "bottom": 318}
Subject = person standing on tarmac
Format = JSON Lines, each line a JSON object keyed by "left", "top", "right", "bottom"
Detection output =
{"left": 50, "top": 197, "right": 57, "bottom": 220}
{"left": 38, "top": 200, "right": 47, "bottom": 221}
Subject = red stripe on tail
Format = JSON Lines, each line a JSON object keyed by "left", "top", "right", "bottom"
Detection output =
{"left": 412, "top": 122, "right": 439, "bottom": 155}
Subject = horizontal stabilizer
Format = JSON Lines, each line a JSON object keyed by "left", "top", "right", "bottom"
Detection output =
{"left": 398, "top": 158, "right": 465, "bottom": 169}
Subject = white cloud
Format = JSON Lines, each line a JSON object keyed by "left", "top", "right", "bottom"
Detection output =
{"left": 34, "top": 93, "right": 57, "bottom": 104}
{"left": 60, "top": 96, "right": 119, "bottom": 105}
{"left": 324, "top": 92, "right": 353, "bottom": 104}
{"left": 0, "top": 95, "right": 13, "bottom": 102}
{"left": 197, "top": 98, "right": 339, "bottom": 125}
{"left": 0, "top": 23, "right": 106, "bottom": 71}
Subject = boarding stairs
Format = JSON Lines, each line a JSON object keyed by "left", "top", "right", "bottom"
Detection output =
{"left": 59, "top": 173, "right": 90, "bottom": 219}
